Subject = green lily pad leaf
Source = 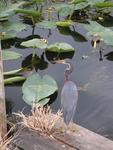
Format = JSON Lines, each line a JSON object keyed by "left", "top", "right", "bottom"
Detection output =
{"left": 82, "top": 21, "right": 113, "bottom": 46}
{"left": 46, "top": 42, "right": 75, "bottom": 52}
{"left": 36, "top": 20, "right": 56, "bottom": 29}
{"left": 1, "top": 22, "right": 26, "bottom": 32}
{"left": 94, "top": 2, "right": 113, "bottom": 8}
{"left": 23, "top": 95, "right": 50, "bottom": 106}
{"left": 4, "top": 76, "right": 26, "bottom": 84}
{"left": 22, "top": 74, "right": 58, "bottom": 106}
{"left": 0, "top": 22, "right": 26, "bottom": 40}
{"left": 53, "top": 3, "right": 74, "bottom": 17}
{"left": 74, "top": 2, "right": 89, "bottom": 10}
{"left": 15, "top": 9, "right": 42, "bottom": 18}
{"left": 37, "top": 98, "right": 50, "bottom": 107}
{"left": 56, "top": 20, "right": 73, "bottom": 27}
{"left": 0, "top": 17, "right": 8, "bottom": 21}
{"left": 21, "top": 38, "right": 48, "bottom": 49}
{"left": 86, "top": 0, "right": 105, "bottom": 6}
{"left": 0, "top": 1, "right": 25, "bottom": 18}
{"left": 70, "top": 0, "right": 87, "bottom": 4}
{"left": 2, "top": 50, "right": 22, "bottom": 60}
{"left": 4, "top": 68, "right": 23, "bottom": 76}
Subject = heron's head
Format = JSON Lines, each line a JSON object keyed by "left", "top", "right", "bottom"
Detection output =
{"left": 53, "top": 59, "right": 73, "bottom": 81}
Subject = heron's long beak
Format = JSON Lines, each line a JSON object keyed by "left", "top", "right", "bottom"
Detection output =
{"left": 52, "top": 59, "right": 66, "bottom": 64}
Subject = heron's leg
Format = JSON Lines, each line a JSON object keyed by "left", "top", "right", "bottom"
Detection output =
{"left": 59, "top": 122, "right": 67, "bottom": 134}
{"left": 67, "top": 122, "right": 78, "bottom": 133}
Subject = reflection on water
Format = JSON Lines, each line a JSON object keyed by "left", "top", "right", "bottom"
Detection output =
{"left": 3, "top": 22, "right": 113, "bottom": 140}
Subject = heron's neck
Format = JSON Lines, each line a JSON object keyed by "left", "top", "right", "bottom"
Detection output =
{"left": 64, "top": 71, "right": 69, "bottom": 82}
{"left": 64, "top": 63, "right": 73, "bottom": 82}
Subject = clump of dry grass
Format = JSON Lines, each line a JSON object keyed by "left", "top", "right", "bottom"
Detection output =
{"left": 0, "top": 134, "right": 12, "bottom": 150}
{"left": 15, "top": 106, "right": 62, "bottom": 135}
{"left": 0, "top": 126, "right": 18, "bottom": 150}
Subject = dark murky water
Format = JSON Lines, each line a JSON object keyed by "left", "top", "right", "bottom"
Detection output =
{"left": 2, "top": 16, "right": 113, "bottom": 139}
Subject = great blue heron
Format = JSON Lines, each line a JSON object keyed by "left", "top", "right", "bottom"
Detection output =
{"left": 54, "top": 59, "right": 78, "bottom": 125}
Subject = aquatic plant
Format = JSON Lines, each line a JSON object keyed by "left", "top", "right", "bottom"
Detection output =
{"left": 82, "top": 21, "right": 113, "bottom": 46}
{"left": 21, "top": 38, "right": 48, "bottom": 49}
{"left": 0, "top": 0, "right": 25, "bottom": 20}
{"left": 22, "top": 73, "right": 58, "bottom": 106}
{"left": 46, "top": 42, "right": 75, "bottom": 53}
{"left": 2, "top": 50, "right": 22, "bottom": 60}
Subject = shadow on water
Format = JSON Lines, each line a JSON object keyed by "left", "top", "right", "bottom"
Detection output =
{"left": 46, "top": 51, "right": 74, "bottom": 62}
{"left": 104, "top": 51, "right": 113, "bottom": 61}
{"left": 57, "top": 26, "right": 87, "bottom": 42}
{"left": 21, "top": 53, "right": 48, "bottom": 71}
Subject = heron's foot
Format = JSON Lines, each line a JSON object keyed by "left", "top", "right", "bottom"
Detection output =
{"left": 58, "top": 123, "right": 67, "bottom": 134}
{"left": 67, "top": 123, "right": 77, "bottom": 133}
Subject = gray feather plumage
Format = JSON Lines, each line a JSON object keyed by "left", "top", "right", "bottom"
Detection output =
{"left": 61, "top": 80, "right": 78, "bottom": 125}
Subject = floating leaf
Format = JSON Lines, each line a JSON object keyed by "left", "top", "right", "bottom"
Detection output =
{"left": 94, "top": 2, "right": 113, "bottom": 8}
{"left": 0, "top": 22, "right": 26, "bottom": 40}
{"left": 4, "top": 76, "right": 26, "bottom": 84}
{"left": 70, "top": 0, "right": 87, "bottom": 4}
{"left": 22, "top": 74, "right": 58, "bottom": 105}
{"left": 36, "top": 98, "right": 50, "bottom": 107}
{"left": 0, "top": 1, "right": 25, "bottom": 19}
{"left": 46, "top": 42, "right": 75, "bottom": 53}
{"left": 15, "top": 9, "right": 41, "bottom": 18}
{"left": 74, "top": 2, "right": 89, "bottom": 10}
{"left": 23, "top": 96, "right": 50, "bottom": 106}
{"left": 4, "top": 68, "right": 23, "bottom": 76}
{"left": 2, "top": 50, "right": 22, "bottom": 60}
{"left": 36, "top": 20, "right": 56, "bottom": 29}
{"left": 0, "top": 17, "right": 8, "bottom": 21}
{"left": 86, "top": 0, "right": 105, "bottom": 6}
{"left": 82, "top": 21, "right": 113, "bottom": 46}
{"left": 21, "top": 38, "right": 48, "bottom": 49}
{"left": 56, "top": 20, "right": 73, "bottom": 27}
{"left": 53, "top": 3, "right": 74, "bottom": 17}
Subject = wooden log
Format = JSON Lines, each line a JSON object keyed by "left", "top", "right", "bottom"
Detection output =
{"left": 14, "top": 123, "right": 113, "bottom": 150}
{"left": 0, "top": 39, "right": 7, "bottom": 138}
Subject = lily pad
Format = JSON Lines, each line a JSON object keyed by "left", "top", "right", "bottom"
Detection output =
{"left": 74, "top": 2, "right": 89, "bottom": 10}
{"left": 22, "top": 74, "right": 58, "bottom": 105}
{"left": 4, "top": 76, "right": 26, "bottom": 84}
{"left": 0, "top": 1, "right": 25, "bottom": 19}
{"left": 53, "top": 3, "right": 74, "bottom": 17}
{"left": 4, "top": 68, "right": 23, "bottom": 76}
{"left": 46, "top": 42, "right": 75, "bottom": 53}
{"left": 86, "top": 0, "right": 105, "bottom": 6}
{"left": 82, "top": 21, "right": 113, "bottom": 46}
{"left": 15, "top": 9, "right": 42, "bottom": 18}
{"left": 36, "top": 20, "right": 56, "bottom": 29}
{"left": 36, "top": 98, "right": 50, "bottom": 107}
{"left": 56, "top": 20, "right": 73, "bottom": 27}
{"left": 94, "top": 2, "right": 113, "bottom": 8}
{"left": 70, "top": 0, "right": 87, "bottom": 4}
{"left": 0, "top": 22, "right": 26, "bottom": 40}
{"left": 2, "top": 50, "right": 22, "bottom": 60}
{"left": 21, "top": 38, "right": 48, "bottom": 49}
{"left": 23, "top": 95, "right": 50, "bottom": 106}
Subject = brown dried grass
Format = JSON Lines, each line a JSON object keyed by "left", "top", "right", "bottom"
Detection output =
{"left": 15, "top": 106, "right": 62, "bottom": 135}
{"left": 0, "top": 126, "right": 18, "bottom": 150}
